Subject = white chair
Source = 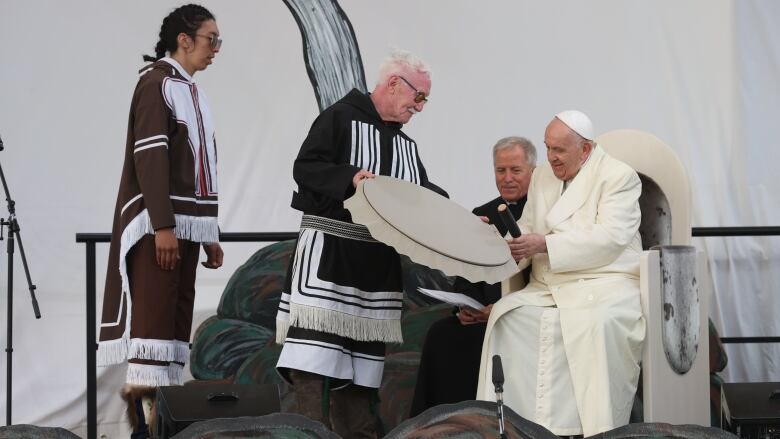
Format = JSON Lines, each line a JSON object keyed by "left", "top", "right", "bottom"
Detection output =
{"left": 502, "top": 129, "right": 711, "bottom": 425}
{"left": 599, "top": 129, "right": 710, "bottom": 425}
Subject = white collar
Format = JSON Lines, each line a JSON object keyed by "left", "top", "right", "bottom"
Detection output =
{"left": 160, "top": 57, "right": 194, "bottom": 83}
{"left": 562, "top": 142, "right": 597, "bottom": 188}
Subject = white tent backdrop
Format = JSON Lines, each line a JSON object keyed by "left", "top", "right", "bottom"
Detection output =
{"left": 0, "top": 0, "right": 777, "bottom": 436}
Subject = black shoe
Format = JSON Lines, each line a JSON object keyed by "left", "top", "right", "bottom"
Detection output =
{"left": 130, "top": 397, "right": 150, "bottom": 439}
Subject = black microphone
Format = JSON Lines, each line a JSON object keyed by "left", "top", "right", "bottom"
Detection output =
{"left": 497, "top": 204, "right": 521, "bottom": 238}
{"left": 492, "top": 354, "right": 507, "bottom": 438}
{"left": 492, "top": 354, "right": 504, "bottom": 391}
{"left": 0, "top": 134, "right": 4, "bottom": 151}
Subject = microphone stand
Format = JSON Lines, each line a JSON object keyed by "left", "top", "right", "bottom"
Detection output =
{"left": 0, "top": 134, "right": 42, "bottom": 426}
{"left": 492, "top": 354, "right": 508, "bottom": 439}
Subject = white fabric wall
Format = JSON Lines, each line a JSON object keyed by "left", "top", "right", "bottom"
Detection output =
{"left": 706, "top": 0, "right": 780, "bottom": 383}
{"left": 0, "top": 0, "right": 777, "bottom": 436}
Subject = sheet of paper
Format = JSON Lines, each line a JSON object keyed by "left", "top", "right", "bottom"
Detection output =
{"left": 417, "top": 287, "right": 485, "bottom": 310}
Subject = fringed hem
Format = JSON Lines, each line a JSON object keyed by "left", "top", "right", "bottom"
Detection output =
{"left": 275, "top": 318, "right": 290, "bottom": 344}
{"left": 119, "top": 210, "right": 153, "bottom": 298}
{"left": 173, "top": 340, "right": 190, "bottom": 363}
{"left": 97, "top": 338, "right": 129, "bottom": 366}
{"left": 128, "top": 338, "right": 190, "bottom": 363}
{"left": 115, "top": 210, "right": 219, "bottom": 341}
{"left": 168, "top": 363, "right": 184, "bottom": 385}
{"left": 289, "top": 303, "right": 403, "bottom": 343}
{"left": 173, "top": 214, "right": 219, "bottom": 243}
{"left": 127, "top": 363, "right": 170, "bottom": 387}
{"left": 119, "top": 210, "right": 220, "bottom": 297}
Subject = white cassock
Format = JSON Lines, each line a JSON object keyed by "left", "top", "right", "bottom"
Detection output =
{"left": 476, "top": 145, "right": 646, "bottom": 437}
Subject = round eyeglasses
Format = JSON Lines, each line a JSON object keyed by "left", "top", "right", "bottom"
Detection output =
{"left": 194, "top": 33, "right": 222, "bottom": 51}
{"left": 399, "top": 76, "right": 428, "bottom": 103}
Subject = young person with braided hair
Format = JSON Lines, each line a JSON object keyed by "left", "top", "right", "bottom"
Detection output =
{"left": 97, "top": 4, "right": 223, "bottom": 436}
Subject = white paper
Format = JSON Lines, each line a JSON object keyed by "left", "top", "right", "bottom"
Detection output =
{"left": 417, "top": 287, "right": 485, "bottom": 310}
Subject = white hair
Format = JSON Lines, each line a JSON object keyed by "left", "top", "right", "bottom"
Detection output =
{"left": 375, "top": 48, "right": 432, "bottom": 85}
{"left": 492, "top": 136, "right": 537, "bottom": 167}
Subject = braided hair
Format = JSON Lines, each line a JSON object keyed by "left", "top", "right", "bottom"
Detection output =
{"left": 143, "top": 4, "right": 215, "bottom": 62}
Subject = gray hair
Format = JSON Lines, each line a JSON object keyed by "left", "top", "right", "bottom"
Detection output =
{"left": 376, "top": 48, "right": 432, "bottom": 85}
{"left": 492, "top": 136, "right": 537, "bottom": 167}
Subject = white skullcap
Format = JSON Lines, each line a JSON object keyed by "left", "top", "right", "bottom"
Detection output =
{"left": 555, "top": 110, "right": 594, "bottom": 141}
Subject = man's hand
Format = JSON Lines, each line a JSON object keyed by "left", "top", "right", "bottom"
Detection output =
{"left": 507, "top": 233, "right": 547, "bottom": 262}
{"left": 456, "top": 304, "right": 493, "bottom": 325}
{"left": 154, "top": 228, "right": 179, "bottom": 271}
{"left": 352, "top": 169, "right": 376, "bottom": 188}
{"left": 202, "top": 243, "right": 224, "bottom": 269}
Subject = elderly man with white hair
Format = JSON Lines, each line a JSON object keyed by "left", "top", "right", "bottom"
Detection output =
{"left": 275, "top": 49, "right": 433, "bottom": 438}
{"left": 476, "top": 111, "right": 646, "bottom": 437}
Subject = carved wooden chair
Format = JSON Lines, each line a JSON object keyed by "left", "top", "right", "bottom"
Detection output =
{"left": 598, "top": 129, "right": 710, "bottom": 425}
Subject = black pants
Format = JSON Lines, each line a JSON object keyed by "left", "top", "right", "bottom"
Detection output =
{"left": 410, "top": 316, "right": 488, "bottom": 417}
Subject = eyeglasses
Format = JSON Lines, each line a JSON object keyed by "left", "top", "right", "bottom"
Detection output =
{"left": 194, "top": 33, "right": 222, "bottom": 50}
{"left": 399, "top": 76, "right": 428, "bottom": 103}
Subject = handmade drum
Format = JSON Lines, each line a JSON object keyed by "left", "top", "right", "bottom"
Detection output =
{"left": 345, "top": 176, "right": 518, "bottom": 284}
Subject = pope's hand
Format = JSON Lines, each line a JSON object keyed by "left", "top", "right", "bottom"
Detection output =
{"left": 507, "top": 233, "right": 547, "bottom": 261}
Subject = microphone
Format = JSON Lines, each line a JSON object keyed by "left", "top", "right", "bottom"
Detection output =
{"left": 0, "top": 134, "right": 4, "bottom": 151}
{"left": 497, "top": 204, "right": 521, "bottom": 238}
{"left": 492, "top": 354, "right": 507, "bottom": 438}
{"left": 492, "top": 354, "right": 504, "bottom": 391}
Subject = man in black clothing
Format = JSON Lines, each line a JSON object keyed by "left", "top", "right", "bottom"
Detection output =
{"left": 410, "top": 136, "right": 537, "bottom": 417}
{"left": 275, "top": 49, "right": 434, "bottom": 438}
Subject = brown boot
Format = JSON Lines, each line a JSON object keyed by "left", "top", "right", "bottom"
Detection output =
{"left": 120, "top": 384, "right": 158, "bottom": 436}
{"left": 330, "top": 384, "right": 379, "bottom": 439}
{"left": 288, "top": 370, "right": 331, "bottom": 429}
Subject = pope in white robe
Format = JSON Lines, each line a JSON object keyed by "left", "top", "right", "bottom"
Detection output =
{"left": 476, "top": 111, "right": 646, "bottom": 436}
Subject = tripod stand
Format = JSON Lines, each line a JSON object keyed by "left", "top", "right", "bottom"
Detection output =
{"left": 0, "top": 135, "right": 41, "bottom": 426}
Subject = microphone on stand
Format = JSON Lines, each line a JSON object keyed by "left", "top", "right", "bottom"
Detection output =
{"left": 0, "top": 134, "right": 5, "bottom": 151}
{"left": 492, "top": 354, "right": 507, "bottom": 439}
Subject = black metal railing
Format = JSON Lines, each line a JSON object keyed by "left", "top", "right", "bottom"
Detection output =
{"left": 75, "top": 232, "right": 297, "bottom": 439}
{"left": 76, "top": 226, "right": 779, "bottom": 439}
{"left": 692, "top": 226, "right": 780, "bottom": 237}
{"left": 691, "top": 227, "right": 780, "bottom": 345}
